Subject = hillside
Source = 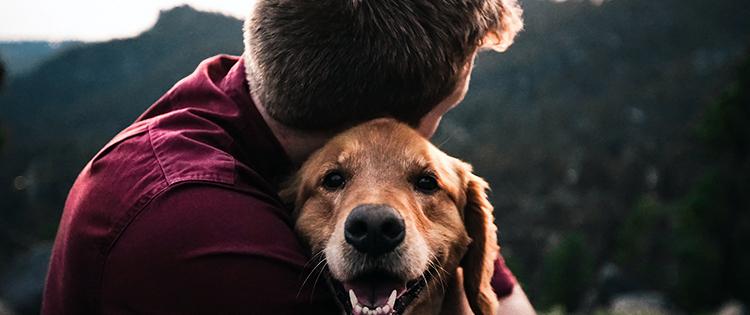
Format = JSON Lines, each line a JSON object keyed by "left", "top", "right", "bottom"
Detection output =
{"left": 1, "top": 1, "right": 749, "bottom": 313}
{"left": 1, "top": 6, "right": 243, "bottom": 144}
{"left": 0, "top": 41, "right": 81, "bottom": 77}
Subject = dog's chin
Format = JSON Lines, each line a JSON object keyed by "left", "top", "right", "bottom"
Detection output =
{"left": 329, "top": 267, "right": 435, "bottom": 315}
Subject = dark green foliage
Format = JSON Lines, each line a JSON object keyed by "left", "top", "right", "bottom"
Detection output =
{"left": 538, "top": 233, "right": 594, "bottom": 312}
{"left": 699, "top": 57, "right": 750, "bottom": 158}
{"left": 615, "top": 196, "right": 674, "bottom": 290}
{"left": 435, "top": 0, "right": 750, "bottom": 310}
{"left": 665, "top": 54, "right": 750, "bottom": 310}
{"left": 679, "top": 53, "right": 750, "bottom": 308}
{"left": 616, "top": 53, "right": 750, "bottom": 312}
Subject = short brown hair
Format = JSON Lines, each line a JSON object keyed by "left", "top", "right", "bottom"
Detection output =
{"left": 244, "top": 0, "right": 523, "bottom": 131}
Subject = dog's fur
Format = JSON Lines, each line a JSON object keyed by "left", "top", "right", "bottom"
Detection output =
{"left": 283, "top": 119, "right": 500, "bottom": 314}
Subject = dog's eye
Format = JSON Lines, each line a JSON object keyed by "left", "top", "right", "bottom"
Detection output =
{"left": 322, "top": 171, "right": 346, "bottom": 190}
{"left": 414, "top": 174, "right": 439, "bottom": 193}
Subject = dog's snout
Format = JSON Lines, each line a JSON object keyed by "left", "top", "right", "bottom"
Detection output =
{"left": 344, "top": 204, "right": 405, "bottom": 256}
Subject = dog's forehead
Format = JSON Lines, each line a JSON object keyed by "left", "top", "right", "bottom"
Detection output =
{"left": 307, "top": 119, "right": 465, "bottom": 187}
{"left": 329, "top": 129, "right": 434, "bottom": 168}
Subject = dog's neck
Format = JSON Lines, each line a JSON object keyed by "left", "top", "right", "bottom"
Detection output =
{"left": 251, "top": 93, "right": 332, "bottom": 168}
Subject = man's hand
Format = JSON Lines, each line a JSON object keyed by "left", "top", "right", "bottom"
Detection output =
{"left": 496, "top": 284, "right": 536, "bottom": 315}
{"left": 440, "top": 268, "right": 536, "bottom": 315}
{"left": 440, "top": 268, "right": 473, "bottom": 315}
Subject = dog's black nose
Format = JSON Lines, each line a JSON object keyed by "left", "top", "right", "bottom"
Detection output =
{"left": 344, "top": 204, "right": 405, "bottom": 256}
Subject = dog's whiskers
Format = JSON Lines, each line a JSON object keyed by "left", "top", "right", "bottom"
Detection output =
{"left": 297, "top": 253, "right": 328, "bottom": 299}
{"left": 310, "top": 262, "right": 329, "bottom": 302}
{"left": 427, "top": 255, "right": 448, "bottom": 295}
{"left": 435, "top": 261, "right": 449, "bottom": 291}
{"left": 303, "top": 250, "right": 326, "bottom": 269}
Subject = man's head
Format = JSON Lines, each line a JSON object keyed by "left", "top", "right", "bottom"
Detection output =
{"left": 244, "top": 0, "right": 522, "bottom": 134}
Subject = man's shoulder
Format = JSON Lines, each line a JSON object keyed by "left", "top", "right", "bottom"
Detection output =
{"left": 64, "top": 52, "right": 283, "bottom": 253}
{"left": 75, "top": 109, "right": 243, "bottom": 207}
{"left": 62, "top": 107, "right": 275, "bottom": 255}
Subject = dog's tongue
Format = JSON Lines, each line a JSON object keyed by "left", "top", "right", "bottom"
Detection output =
{"left": 343, "top": 278, "right": 406, "bottom": 309}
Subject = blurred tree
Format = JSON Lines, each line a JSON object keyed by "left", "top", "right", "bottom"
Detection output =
{"left": 677, "top": 49, "right": 750, "bottom": 309}
{"left": 537, "top": 233, "right": 595, "bottom": 312}
{"left": 616, "top": 50, "right": 750, "bottom": 312}
{"left": 615, "top": 196, "right": 674, "bottom": 290}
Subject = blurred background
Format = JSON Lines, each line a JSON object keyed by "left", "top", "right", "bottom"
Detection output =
{"left": 0, "top": 0, "right": 748, "bottom": 314}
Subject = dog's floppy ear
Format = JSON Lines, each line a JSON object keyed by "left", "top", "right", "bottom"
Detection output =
{"left": 279, "top": 175, "right": 301, "bottom": 206}
{"left": 460, "top": 169, "right": 500, "bottom": 315}
{"left": 280, "top": 149, "right": 325, "bottom": 211}
{"left": 279, "top": 169, "right": 312, "bottom": 216}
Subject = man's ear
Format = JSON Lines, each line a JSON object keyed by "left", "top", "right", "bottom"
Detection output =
{"left": 460, "top": 171, "right": 500, "bottom": 315}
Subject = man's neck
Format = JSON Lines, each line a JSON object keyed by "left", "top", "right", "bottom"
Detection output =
{"left": 252, "top": 94, "right": 332, "bottom": 168}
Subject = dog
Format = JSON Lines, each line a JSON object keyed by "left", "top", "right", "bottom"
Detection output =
{"left": 282, "top": 118, "right": 500, "bottom": 315}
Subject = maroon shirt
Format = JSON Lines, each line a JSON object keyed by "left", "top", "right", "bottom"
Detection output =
{"left": 42, "top": 55, "right": 515, "bottom": 314}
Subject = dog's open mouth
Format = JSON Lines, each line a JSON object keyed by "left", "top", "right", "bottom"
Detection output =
{"left": 330, "top": 269, "right": 433, "bottom": 315}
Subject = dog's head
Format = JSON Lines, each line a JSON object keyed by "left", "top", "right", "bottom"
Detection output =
{"left": 283, "top": 119, "right": 499, "bottom": 315}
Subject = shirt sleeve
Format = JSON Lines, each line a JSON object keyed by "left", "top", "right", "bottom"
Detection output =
{"left": 100, "top": 184, "right": 339, "bottom": 315}
{"left": 491, "top": 254, "right": 517, "bottom": 298}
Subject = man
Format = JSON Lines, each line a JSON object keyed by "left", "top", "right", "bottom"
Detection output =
{"left": 42, "top": 0, "right": 533, "bottom": 313}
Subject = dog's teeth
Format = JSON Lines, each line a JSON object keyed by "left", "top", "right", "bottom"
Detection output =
{"left": 363, "top": 306, "right": 370, "bottom": 313}
{"left": 387, "top": 290, "right": 397, "bottom": 309}
{"left": 354, "top": 304, "right": 362, "bottom": 314}
{"left": 375, "top": 306, "right": 382, "bottom": 314}
{"left": 349, "top": 289, "right": 358, "bottom": 307}
{"left": 382, "top": 305, "right": 390, "bottom": 314}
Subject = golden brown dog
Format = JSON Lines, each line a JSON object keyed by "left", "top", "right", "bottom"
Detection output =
{"left": 283, "top": 118, "right": 500, "bottom": 315}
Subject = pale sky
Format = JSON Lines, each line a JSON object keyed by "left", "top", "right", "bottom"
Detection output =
{"left": 0, "top": 1, "right": 255, "bottom": 42}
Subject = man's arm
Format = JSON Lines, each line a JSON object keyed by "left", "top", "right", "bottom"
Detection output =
{"left": 497, "top": 285, "right": 536, "bottom": 315}
{"left": 492, "top": 256, "right": 536, "bottom": 314}
{"left": 100, "top": 184, "right": 338, "bottom": 314}
{"left": 441, "top": 260, "right": 535, "bottom": 315}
